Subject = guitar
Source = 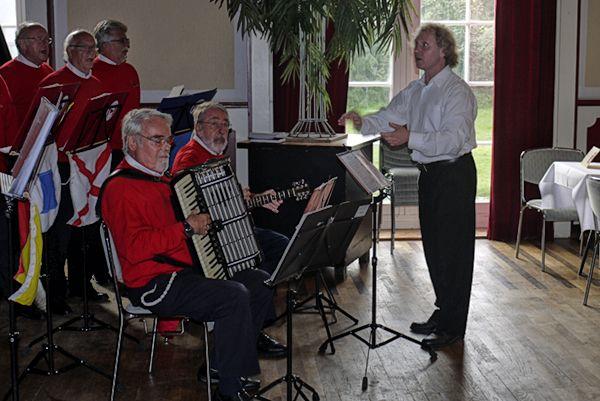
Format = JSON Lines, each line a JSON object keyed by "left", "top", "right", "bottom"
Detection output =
{"left": 247, "top": 179, "right": 311, "bottom": 209}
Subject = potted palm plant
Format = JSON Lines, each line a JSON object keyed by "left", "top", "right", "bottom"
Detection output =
{"left": 210, "top": 0, "right": 414, "bottom": 137}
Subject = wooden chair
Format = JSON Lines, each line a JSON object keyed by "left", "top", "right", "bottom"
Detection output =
{"left": 99, "top": 221, "right": 212, "bottom": 401}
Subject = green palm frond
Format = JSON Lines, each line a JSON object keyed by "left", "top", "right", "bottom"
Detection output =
{"left": 209, "top": 0, "right": 414, "bottom": 108}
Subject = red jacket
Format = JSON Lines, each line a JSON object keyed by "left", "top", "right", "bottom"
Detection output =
{"left": 171, "top": 137, "right": 223, "bottom": 174}
{"left": 101, "top": 160, "right": 189, "bottom": 288}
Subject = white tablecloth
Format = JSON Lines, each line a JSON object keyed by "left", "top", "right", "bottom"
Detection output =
{"left": 539, "top": 161, "right": 600, "bottom": 231}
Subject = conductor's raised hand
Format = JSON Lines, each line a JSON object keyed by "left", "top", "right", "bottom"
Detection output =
{"left": 186, "top": 213, "right": 212, "bottom": 236}
{"left": 338, "top": 111, "right": 363, "bottom": 130}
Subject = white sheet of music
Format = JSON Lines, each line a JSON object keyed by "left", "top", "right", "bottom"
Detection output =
{"left": 337, "top": 150, "right": 390, "bottom": 195}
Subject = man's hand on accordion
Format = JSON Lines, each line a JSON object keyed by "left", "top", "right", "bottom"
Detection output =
{"left": 186, "top": 213, "right": 212, "bottom": 236}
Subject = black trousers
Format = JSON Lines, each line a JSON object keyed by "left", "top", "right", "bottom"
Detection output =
{"left": 418, "top": 153, "right": 476, "bottom": 336}
{"left": 128, "top": 268, "right": 272, "bottom": 383}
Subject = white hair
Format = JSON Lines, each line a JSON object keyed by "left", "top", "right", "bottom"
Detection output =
{"left": 122, "top": 108, "right": 173, "bottom": 156}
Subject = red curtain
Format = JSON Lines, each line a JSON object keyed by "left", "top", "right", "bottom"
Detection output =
{"left": 273, "top": 24, "right": 349, "bottom": 133}
{"left": 487, "top": 0, "right": 557, "bottom": 241}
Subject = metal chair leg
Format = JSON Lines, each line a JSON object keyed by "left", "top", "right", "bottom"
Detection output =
{"left": 541, "top": 217, "right": 547, "bottom": 272}
{"left": 390, "top": 187, "right": 396, "bottom": 253}
{"left": 203, "top": 322, "right": 212, "bottom": 401}
{"left": 149, "top": 318, "right": 158, "bottom": 374}
{"left": 579, "top": 231, "right": 594, "bottom": 276}
{"left": 515, "top": 207, "right": 525, "bottom": 258}
{"left": 584, "top": 236, "right": 598, "bottom": 305}
{"left": 110, "top": 313, "right": 125, "bottom": 401}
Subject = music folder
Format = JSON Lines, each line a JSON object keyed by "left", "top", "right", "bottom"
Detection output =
{"left": 266, "top": 206, "right": 337, "bottom": 287}
{"left": 157, "top": 88, "right": 217, "bottom": 135}
{"left": 12, "top": 82, "right": 80, "bottom": 153}
{"left": 60, "top": 91, "right": 128, "bottom": 154}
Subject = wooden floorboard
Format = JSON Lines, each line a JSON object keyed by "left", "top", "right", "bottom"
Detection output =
{"left": 2, "top": 237, "right": 600, "bottom": 400}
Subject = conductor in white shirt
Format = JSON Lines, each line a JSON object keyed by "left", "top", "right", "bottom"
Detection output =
{"left": 339, "top": 23, "right": 477, "bottom": 350}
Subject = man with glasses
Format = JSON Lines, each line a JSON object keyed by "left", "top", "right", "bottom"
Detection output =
{"left": 92, "top": 19, "right": 140, "bottom": 166}
{"left": 38, "top": 29, "right": 106, "bottom": 315}
{"left": 0, "top": 22, "right": 54, "bottom": 126}
{"left": 172, "top": 101, "right": 289, "bottom": 361}
{"left": 100, "top": 108, "right": 269, "bottom": 401}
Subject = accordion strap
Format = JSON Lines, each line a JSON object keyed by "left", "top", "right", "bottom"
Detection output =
{"left": 152, "top": 254, "right": 194, "bottom": 269}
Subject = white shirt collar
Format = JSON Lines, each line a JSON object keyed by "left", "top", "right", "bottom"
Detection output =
{"left": 124, "top": 154, "right": 164, "bottom": 177}
{"left": 193, "top": 133, "right": 221, "bottom": 156}
{"left": 16, "top": 54, "right": 40, "bottom": 68}
{"left": 420, "top": 65, "right": 452, "bottom": 87}
{"left": 66, "top": 62, "right": 92, "bottom": 79}
{"left": 97, "top": 54, "right": 117, "bottom": 66}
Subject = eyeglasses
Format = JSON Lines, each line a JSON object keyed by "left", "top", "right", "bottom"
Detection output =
{"left": 136, "top": 133, "right": 174, "bottom": 146}
{"left": 22, "top": 37, "right": 53, "bottom": 45}
{"left": 108, "top": 37, "right": 130, "bottom": 46}
{"left": 69, "top": 44, "right": 97, "bottom": 53}
{"left": 198, "top": 121, "right": 231, "bottom": 131}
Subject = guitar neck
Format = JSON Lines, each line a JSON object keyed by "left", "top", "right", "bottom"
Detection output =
{"left": 248, "top": 187, "right": 297, "bottom": 208}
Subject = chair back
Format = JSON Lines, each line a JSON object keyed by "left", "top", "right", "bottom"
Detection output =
{"left": 100, "top": 221, "right": 125, "bottom": 311}
{"left": 520, "top": 147, "right": 584, "bottom": 203}
{"left": 380, "top": 145, "right": 420, "bottom": 206}
{"left": 587, "top": 176, "right": 600, "bottom": 231}
{"left": 380, "top": 145, "right": 415, "bottom": 171}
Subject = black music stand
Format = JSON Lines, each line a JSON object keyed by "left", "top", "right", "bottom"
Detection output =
{"left": 3, "top": 98, "right": 59, "bottom": 401}
{"left": 11, "top": 83, "right": 80, "bottom": 153}
{"left": 157, "top": 88, "right": 217, "bottom": 135}
{"left": 29, "top": 92, "right": 130, "bottom": 349}
{"left": 255, "top": 206, "right": 338, "bottom": 401}
{"left": 318, "top": 150, "right": 437, "bottom": 391}
{"left": 2, "top": 98, "right": 108, "bottom": 401}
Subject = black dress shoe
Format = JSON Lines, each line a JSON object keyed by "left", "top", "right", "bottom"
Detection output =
{"left": 213, "top": 389, "right": 253, "bottom": 401}
{"left": 410, "top": 310, "right": 440, "bottom": 335}
{"left": 13, "top": 303, "right": 44, "bottom": 320}
{"left": 257, "top": 331, "right": 286, "bottom": 359}
{"left": 197, "top": 365, "right": 261, "bottom": 393}
{"left": 50, "top": 299, "right": 73, "bottom": 316}
{"left": 421, "top": 332, "right": 463, "bottom": 350}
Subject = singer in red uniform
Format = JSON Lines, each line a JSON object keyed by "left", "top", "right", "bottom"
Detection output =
{"left": 92, "top": 19, "right": 140, "bottom": 160}
{"left": 0, "top": 22, "right": 53, "bottom": 125}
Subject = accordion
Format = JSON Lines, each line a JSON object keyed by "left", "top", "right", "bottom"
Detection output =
{"left": 171, "top": 158, "right": 262, "bottom": 279}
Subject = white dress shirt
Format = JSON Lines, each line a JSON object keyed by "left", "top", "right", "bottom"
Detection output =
{"left": 361, "top": 66, "right": 477, "bottom": 164}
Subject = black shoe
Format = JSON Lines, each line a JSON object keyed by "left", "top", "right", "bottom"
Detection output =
{"left": 50, "top": 299, "right": 73, "bottom": 316}
{"left": 13, "top": 303, "right": 44, "bottom": 320}
{"left": 213, "top": 389, "right": 253, "bottom": 401}
{"left": 410, "top": 310, "right": 439, "bottom": 335}
{"left": 421, "top": 332, "right": 463, "bottom": 350}
{"left": 257, "top": 331, "right": 286, "bottom": 359}
{"left": 197, "top": 365, "right": 261, "bottom": 393}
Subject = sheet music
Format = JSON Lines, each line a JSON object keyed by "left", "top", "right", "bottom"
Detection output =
{"left": 10, "top": 97, "right": 59, "bottom": 198}
{"left": 304, "top": 177, "right": 337, "bottom": 213}
{"left": 337, "top": 150, "right": 390, "bottom": 195}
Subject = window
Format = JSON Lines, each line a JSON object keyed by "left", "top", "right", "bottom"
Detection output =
{"left": 347, "top": 0, "right": 495, "bottom": 200}
{"left": 0, "top": 0, "right": 19, "bottom": 57}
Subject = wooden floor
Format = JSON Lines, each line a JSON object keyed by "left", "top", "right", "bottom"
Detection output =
{"left": 2, "top": 237, "right": 600, "bottom": 401}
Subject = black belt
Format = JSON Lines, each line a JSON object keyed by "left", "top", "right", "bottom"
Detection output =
{"left": 415, "top": 152, "right": 472, "bottom": 173}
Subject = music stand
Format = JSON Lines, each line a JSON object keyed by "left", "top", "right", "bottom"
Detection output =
{"left": 319, "top": 150, "right": 437, "bottom": 391}
{"left": 11, "top": 83, "right": 80, "bottom": 153}
{"left": 2, "top": 98, "right": 97, "bottom": 401}
{"left": 255, "top": 206, "right": 337, "bottom": 401}
{"left": 157, "top": 88, "right": 217, "bottom": 135}
{"left": 29, "top": 92, "right": 131, "bottom": 349}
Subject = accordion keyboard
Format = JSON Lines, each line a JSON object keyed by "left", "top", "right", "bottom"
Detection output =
{"left": 172, "top": 159, "right": 262, "bottom": 279}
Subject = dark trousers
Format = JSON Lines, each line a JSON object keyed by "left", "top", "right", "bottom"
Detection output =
{"left": 43, "top": 162, "right": 72, "bottom": 304}
{"left": 128, "top": 268, "right": 272, "bottom": 387}
{"left": 418, "top": 153, "right": 476, "bottom": 336}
